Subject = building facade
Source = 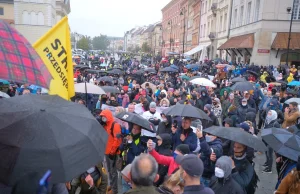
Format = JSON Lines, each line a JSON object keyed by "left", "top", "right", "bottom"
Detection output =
{"left": 0, "top": 0, "right": 14, "bottom": 25}
{"left": 162, "top": 0, "right": 182, "bottom": 56}
{"left": 14, "top": 0, "right": 70, "bottom": 44}
{"left": 151, "top": 23, "right": 162, "bottom": 55}
{"left": 218, "top": 0, "right": 300, "bottom": 66}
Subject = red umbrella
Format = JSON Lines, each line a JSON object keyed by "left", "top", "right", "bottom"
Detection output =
{"left": 0, "top": 20, "right": 51, "bottom": 88}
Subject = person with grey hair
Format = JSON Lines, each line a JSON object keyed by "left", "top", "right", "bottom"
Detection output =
{"left": 126, "top": 154, "right": 160, "bottom": 194}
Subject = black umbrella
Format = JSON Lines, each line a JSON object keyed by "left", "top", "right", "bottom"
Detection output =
{"left": 162, "top": 104, "right": 211, "bottom": 121}
{"left": 74, "top": 65, "right": 88, "bottom": 69}
{"left": 231, "top": 77, "right": 247, "bottom": 83}
{"left": 145, "top": 68, "right": 156, "bottom": 73}
{"left": 115, "top": 112, "right": 156, "bottom": 133}
{"left": 107, "top": 69, "right": 124, "bottom": 75}
{"left": 97, "top": 76, "right": 113, "bottom": 83}
{"left": 204, "top": 126, "right": 267, "bottom": 152}
{"left": 262, "top": 128, "right": 300, "bottom": 161}
{"left": 231, "top": 81, "right": 254, "bottom": 91}
{"left": 247, "top": 70, "right": 259, "bottom": 77}
{"left": 160, "top": 67, "right": 178, "bottom": 73}
{"left": 86, "top": 69, "right": 100, "bottom": 74}
{"left": 0, "top": 95, "right": 108, "bottom": 185}
{"left": 101, "top": 86, "right": 120, "bottom": 93}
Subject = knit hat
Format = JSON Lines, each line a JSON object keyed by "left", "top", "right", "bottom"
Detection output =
{"left": 175, "top": 144, "right": 190, "bottom": 155}
{"left": 237, "top": 122, "right": 250, "bottom": 132}
{"left": 204, "top": 104, "right": 212, "bottom": 112}
{"left": 223, "top": 118, "right": 233, "bottom": 127}
{"left": 149, "top": 102, "right": 156, "bottom": 108}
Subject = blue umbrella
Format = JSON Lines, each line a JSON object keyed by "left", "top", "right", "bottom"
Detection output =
{"left": 288, "top": 81, "right": 300, "bottom": 86}
{"left": 170, "top": 64, "right": 179, "bottom": 70}
{"left": 0, "top": 79, "right": 9, "bottom": 85}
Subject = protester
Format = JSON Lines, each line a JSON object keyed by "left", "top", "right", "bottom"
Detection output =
{"left": 282, "top": 102, "right": 300, "bottom": 129}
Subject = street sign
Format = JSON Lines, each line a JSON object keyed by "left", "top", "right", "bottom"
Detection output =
{"left": 257, "top": 49, "right": 270, "bottom": 53}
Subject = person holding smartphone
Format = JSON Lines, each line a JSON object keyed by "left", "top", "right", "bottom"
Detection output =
{"left": 196, "top": 128, "right": 223, "bottom": 187}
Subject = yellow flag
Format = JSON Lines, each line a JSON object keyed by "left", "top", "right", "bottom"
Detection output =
{"left": 33, "top": 16, "right": 74, "bottom": 100}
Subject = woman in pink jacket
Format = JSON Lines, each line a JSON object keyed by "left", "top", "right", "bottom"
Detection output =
{"left": 147, "top": 139, "right": 190, "bottom": 176}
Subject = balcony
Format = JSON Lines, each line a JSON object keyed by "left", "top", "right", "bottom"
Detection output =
{"left": 208, "top": 32, "right": 216, "bottom": 40}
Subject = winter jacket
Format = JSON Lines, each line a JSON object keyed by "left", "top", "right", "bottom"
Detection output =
{"left": 275, "top": 169, "right": 299, "bottom": 194}
{"left": 157, "top": 115, "right": 172, "bottom": 135}
{"left": 172, "top": 127, "right": 198, "bottom": 152}
{"left": 183, "top": 185, "right": 214, "bottom": 194}
{"left": 149, "top": 149, "right": 179, "bottom": 176}
{"left": 263, "top": 119, "right": 281, "bottom": 129}
{"left": 142, "top": 110, "right": 162, "bottom": 130}
{"left": 232, "top": 157, "right": 255, "bottom": 191}
{"left": 200, "top": 89, "right": 212, "bottom": 107}
{"left": 119, "top": 134, "right": 147, "bottom": 165}
{"left": 125, "top": 186, "right": 160, "bottom": 194}
{"left": 212, "top": 104, "right": 222, "bottom": 118}
{"left": 100, "top": 110, "right": 122, "bottom": 155}
{"left": 210, "top": 176, "right": 245, "bottom": 194}
{"left": 275, "top": 160, "right": 297, "bottom": 189}
{"left": 282, "top": 109, "right": 300, "bottom": 129}
{"left": 261, "top": 107, "right": 284, "bottom": 124}
{"left": 200, "top": 137, "right": 223, "bottom": 179}
{"left": 237, "top": 105, "right": 256, "bottom": 123}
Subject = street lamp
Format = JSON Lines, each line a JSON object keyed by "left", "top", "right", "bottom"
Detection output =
{"left": 286, "top": 0, "right": 296, "bottom": 66}
{"left": 180, "top": 8, "right": 186, "bottom": 55}
{"left": 168, "top": 20, "right": 172, "bottom": 52}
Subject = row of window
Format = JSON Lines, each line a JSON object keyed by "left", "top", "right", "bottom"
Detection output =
{"left": 232, "top": 0, "right": 259, "bottom": 28}
{"left": 22, "top": 0, "right": 44, "bottom": 3}
{"left": 199, "top": 12, "right": 228, "bottom": 38}
{"left": 22, "top": 11, "right": 45, "bottom": 25}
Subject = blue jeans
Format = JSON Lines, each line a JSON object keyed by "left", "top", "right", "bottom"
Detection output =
{"left": 200, "top": 177, "right": 211, "bottom": 187}
{"left": 122, "top": 178, "right": 131, "bottom": 193}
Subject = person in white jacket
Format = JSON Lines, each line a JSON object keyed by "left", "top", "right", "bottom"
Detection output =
{"left": 142, "top": 102, "right": 162, "bottom": 136}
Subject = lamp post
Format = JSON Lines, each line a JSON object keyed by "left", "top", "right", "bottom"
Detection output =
{"left": 286, "top": 0, "right": 296, "bottom": 66}
{"left": 180, "top": 8, "right": 186, "bottom": 55}
{"left": 168, "top": 20, "right": 172, "bottom": 52}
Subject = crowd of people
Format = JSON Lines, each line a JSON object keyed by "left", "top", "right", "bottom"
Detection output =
{"left": 2, "top": 55, "right": 300, "bottom": 194}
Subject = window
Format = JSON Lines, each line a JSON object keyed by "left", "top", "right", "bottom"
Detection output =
{"left": 240, "top": 6, "right": 244, "bottom": 26}
{"left": 204, "top": 24, "right": 206, "bottom": 37}
{"left": 205, "top": 1, "right": 207, "bottom": 12}
{"left": 200, "top": 25, "right": 203, "bottom": 37}
{"left": 246, "top": 2, "right": 252, "bottom": 24}
{"left": 233, "top": 9, "right": 237, "bottom": 28}
{"left": 30, "top": 12, "right": 37, "bottom": 25}
{"left": 224, "top": 13, "right": 227, "bottom": 31}
{"left": 22, "top": 11, "right": 30, "bottom": 24}
{"left": 207, "top": 22, "right": 210, "bottom": 35}
{"left": 219, "top": 16, "right": 223, "bottom": 32}
{"left": 37, "top": 12, "right": 44, "bottom": 25}
{"left": 255, "top": 0, "right": 260, "bottom": 21}
{"left": 211, "top": 20, "right": 213, "bottom": 32}
{"left": 292, "top": 0, "right": 300, "bottom": 20}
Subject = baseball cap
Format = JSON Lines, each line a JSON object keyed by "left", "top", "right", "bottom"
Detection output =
{"left": 175, "top": 154, "right": 204, "bottom": 177}
{"left": 237, "top": 122, "right": 250, "bottom": 132}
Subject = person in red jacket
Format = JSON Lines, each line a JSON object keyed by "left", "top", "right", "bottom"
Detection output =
{"left": 147, "top": 139, "right": 190, "bottom": 176}
{"left": 99, "top": 109, "right": 122, "bottom": 194}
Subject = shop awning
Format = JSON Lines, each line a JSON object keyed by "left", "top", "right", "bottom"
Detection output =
{"left": 184, "top": 43, "right": 211, "bottom": 56}
{"left": 218, "top": 33, "right": 254, "bottom": 50}
{"left": 271, "top": 32, "right": 300, "bottom": 50}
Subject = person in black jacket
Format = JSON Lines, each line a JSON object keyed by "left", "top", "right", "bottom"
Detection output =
{"left": 202, "top": 104, "right": 219, "bottom": 128}
{"left": 157, "top": 113, "right": 172, "bottom": 135}
{"left": 210, "top": 156, "right": 245, "bottom": 194}
{"left": 237, "top": 99, "right": 256, "bottom": 123}
{"left": 262, "top": 110, "right": 281, "bottom": 173}
{"left": 154, "top": 133, "right": 172, "bottom": 186}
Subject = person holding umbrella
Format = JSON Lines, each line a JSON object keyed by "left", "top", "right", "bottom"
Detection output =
{"left": 282, "top": 102, "right": 300, "bottom": 129}
{"left": 99, "top": 110, "right": 122, "bottom": 194}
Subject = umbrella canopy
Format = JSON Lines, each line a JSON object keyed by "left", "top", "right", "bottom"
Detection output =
{"left": 204, "top": 126, "right": 267, "bottom": 152}
{"left": 107, "top": 69, "right": 124, "bottom": 75}
{"left": 231, "top": 81, "right": 254, "bottom": 91}
{"left": 288, "top": 80, "right": 300, "bottom": 86}
{"left": 141, "top": 82, "right": 157, "bottom": 93}
{"left": 186, "top": 64, "right": 199, "bottom": 70}
{"left": 160, "top": 67, "right": 178, "bottom": 73}
{"left": 97, "top": 76, "right": 113, "bottom": 83}
{"left": 189, "top": 78, "right": 216, "bottom": 87}
{"left": 284, "top": 98, "right": 300, "bottom": 104}
{"left": 0, "top": 20, "right": 51, "bottom": 88}
{"left": 247, "top": 70, "right": 259, "bottom": 77}
{"left": 262, "top": 128, "right": 300, "bottom": 161}
{"left": 231, "top": 77, "right": 247, "bottom": 83}
{"left": 180, "top": 75, "right": 190, "bottom": 81}
{"left": 0, "top": 79, "right": 9, "bottom": 85}
{"left": 162, "top": 104, "right": 211, "bottom": 121}
{"left": 190, "top": 76, "right": 202, "bottom": 81}
{"left": 115, "top": 111, "right": 156, "bottom": 133}
{"left": 101, "top": 86, "right": 120, "bottom": 94}
{"left": 86, "top": 69, "right": 99, "bottom": 74}
{"left": 0, "top": 95, "right": 108, "bottom": 185}
{"left": 0, "top": 91, "right": 10, "bottom": 98}
{"left": 144, "top": 68, "right": 156, "bottom": 73}
{"left": 75, "top": 83, "right": 105, "bottom": 95}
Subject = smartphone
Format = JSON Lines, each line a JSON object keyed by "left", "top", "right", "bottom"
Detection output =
{"left": 38, "top": 170, "right": 51, "bottom": 194}
{"left": 152, "top": 142, "right": 156, "bottom": 149}
{"left": 197, "top": 124, "right": 202, "bottom": 132}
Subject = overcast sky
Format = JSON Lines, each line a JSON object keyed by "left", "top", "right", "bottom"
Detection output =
{"left": 68, "top": 0, "right": 170, "bottom": 37}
